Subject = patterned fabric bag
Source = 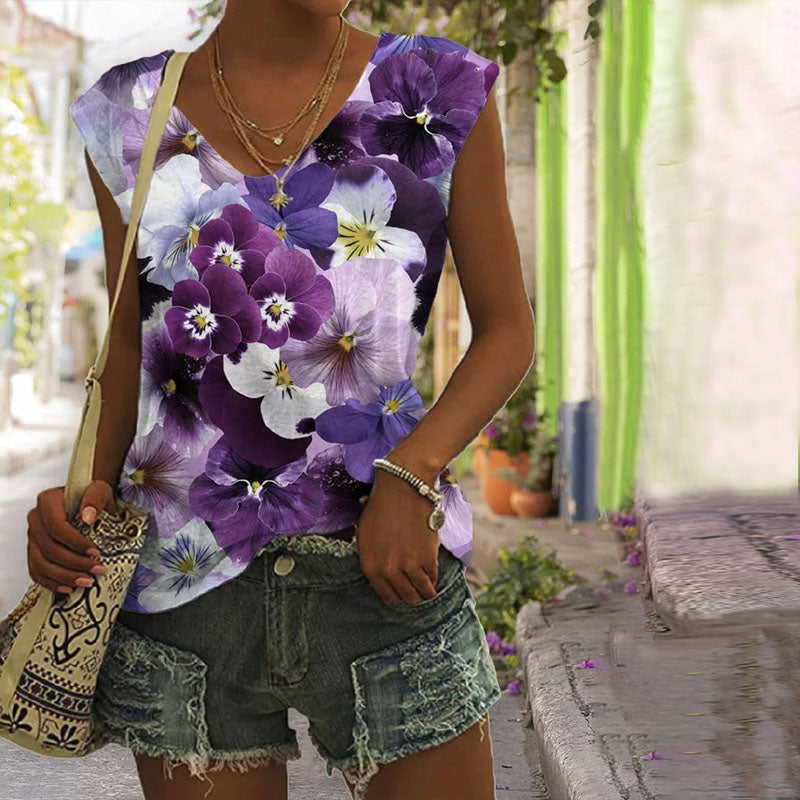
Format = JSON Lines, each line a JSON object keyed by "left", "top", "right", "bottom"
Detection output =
{"left": 0, "top": 50, "right": 190, "bottom": 758}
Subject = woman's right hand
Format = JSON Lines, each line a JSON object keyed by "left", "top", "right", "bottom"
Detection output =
{"left": 26, "top": 480, "right": 116, "bottom": 594}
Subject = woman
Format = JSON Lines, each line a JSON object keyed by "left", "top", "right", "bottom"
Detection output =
{"left": 28, "top": 1, "right": 534, "bottom": 798}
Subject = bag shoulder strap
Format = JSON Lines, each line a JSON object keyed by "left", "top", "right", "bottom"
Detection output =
{"left": 64, "top": 50, "right": 191, "bottom": 519}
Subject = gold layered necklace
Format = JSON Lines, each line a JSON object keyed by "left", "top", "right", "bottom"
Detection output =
{"left": 207, "top": 17, "right": 350, "bottom": 210}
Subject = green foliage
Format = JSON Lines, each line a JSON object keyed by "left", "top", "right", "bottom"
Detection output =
{"left": 474, "top": 534, "right": 579, "bottom": 640}
{"left": 480, "top": 359, "right": 539, "bottom": 455}
{"left": 412, "top": 316, "right": 435, "bottom": 406}
{"left": 492, "top": 416, "right": 557, "bottom": 490}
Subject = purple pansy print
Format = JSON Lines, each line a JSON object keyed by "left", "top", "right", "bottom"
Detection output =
{"left": 314, "top": 162, "right": 425, "bottom": 271}
{"left": 280, "top": 257, "right": 417, "bottom": 405}
{"left": 312, "top": 100, "right": 370, "bottom": 168}
{"left": 249, "top": 247, "right": 334, "bottom": 348}
{"left": 68, "top": 32, "right": 499, "bottom": 615}
{"left": 303, "top": 445, "right": 372, "bottom": 532}
{"left": 188, "top": 203, "right": 280, "bottom": 286}
{"left": 359, "top": 48, "right": 488, "bottom": 178}
{"left": 134, "top": 517, "right": 238, "bottom": 612}
{"left": 222, "top": 342, "right": 330, "bottom": 440}
{"left": 137, "top": 155, "right": 243, "bottom": 290}
{"left": 165, "top": 262, "right": 262, "bottom": 358}
{"left": 189, "top": 437, "right": 323, "bottom": 564}
{"left": 314, "top": 379, "right": 424, "bottom": 483}
{"left": 197, "top": 353, "right": 311, "bottom": 469}
{"left": 243, "top": 162, "right": 339, "bottom": 250}
{"left": 137, "top": 322, "right": 212, "bottom": 456}
{"left": 118, "top": 425, "right": 207, "bottom": 534}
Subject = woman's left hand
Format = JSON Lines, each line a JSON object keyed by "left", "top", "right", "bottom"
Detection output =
{"left": 355, "top": 468, "right": 440, "bottom": 607}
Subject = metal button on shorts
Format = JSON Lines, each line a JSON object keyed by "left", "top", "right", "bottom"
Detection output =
{"left": 273, "top": 554, "right": 296, "bottom": 576}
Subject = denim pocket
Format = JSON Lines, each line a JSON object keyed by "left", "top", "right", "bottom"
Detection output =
{"left": 384, "top": 546, "right": 466, "bottom": 614}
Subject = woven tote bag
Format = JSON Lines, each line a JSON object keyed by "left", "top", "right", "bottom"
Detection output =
{"left": 0, "top": 49, "right": 191, "bottom": 758}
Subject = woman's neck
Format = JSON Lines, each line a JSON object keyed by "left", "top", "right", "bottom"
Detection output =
{"left": 216, "top": 0, "right": 344, "bottom": 67}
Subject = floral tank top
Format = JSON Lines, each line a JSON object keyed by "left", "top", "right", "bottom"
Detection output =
{"left": 69, "top": 31, "right": 500, "bottom": 614}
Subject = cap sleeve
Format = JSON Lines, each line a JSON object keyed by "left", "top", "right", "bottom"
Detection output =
{"left": 69, "top": 51, "right": 170, "bottom": 225}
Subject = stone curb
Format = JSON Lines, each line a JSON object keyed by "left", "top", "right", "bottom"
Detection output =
{"left": 0, "top": 431, "right": 74, "bottom": 478}
{"left": 515, "top": 600, "right": 624, "bottom": 800}
{"left": 636, "top": 490, "right": 800, "bottom": 631}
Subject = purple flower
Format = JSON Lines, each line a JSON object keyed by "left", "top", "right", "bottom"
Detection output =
{"left": 138, "top": 324, "right": 211, "bottom": 456}
{"left": 576, "top": 659, "right": 596, "bottom": 669}
{"left": 279, "top": 257, "right": 417, "bottom": 405}
{"left": 484, "top": 422, "right": 500, "bottom": 439}
{"left": 359, "top": 49, "right": 489, "bottom": 178}
{"left": 522, "top": 408, "right": 537, "bottom": 430}
{"left": 485, "top": 631, "right": 502, "bottom": 650}
{"left": 249, "top": 247, "right": 334, "bottom": 348}
{"left": 625, "top": 580, "right": 639, "bottom": 595}
{"left": 189, "top": 436, "right": 323, "bottom": 563}
{"left": 197, "top": 353, "right": 312, "bottom": 470}
{"left": 243, "top": 162, "right": 339, "bottom": 250}
{"left": 312, "top": 100, "right": 370, "bottom": 168}
{"left": 188, "top": 203, "right": 280, "bottom": 287}
{"left": 118, "top": 425, "right": 206, "bottom": 533}
{"left": 303, "top": 445, "right": 373, "bottom": 532}
{"left": 643, "top": 751, "right": 663, "bottom": 760}
{"left": 314, "top": 379, "right": 424, "bottom": 483}
{"left": 619, "top": 513, "right": 637, "bottom": 527}
{"left": 506, "top": 680, "right": 521, "bottom": 695}
{"left": 626, "top": 551, "right": 640, "bottom": 566}
{"left": 500, "top": 642, "right": 517, "bottom": 656}
{"left": 165, "top": 262, "right": 262, "bottom": 358}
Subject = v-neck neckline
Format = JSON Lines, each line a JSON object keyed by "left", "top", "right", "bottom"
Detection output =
{"left": 165, "top": 30, "right": 389, "bottom": 183}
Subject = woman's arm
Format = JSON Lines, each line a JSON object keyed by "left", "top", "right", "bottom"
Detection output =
{"left": 83, "top": 148, "right": 142, "bottom": 493}
{"left": 387, "top": 88, "right": 535, "bottom": 484}
{"left": 357, "top": 87, "right": 536, "bottom": 605}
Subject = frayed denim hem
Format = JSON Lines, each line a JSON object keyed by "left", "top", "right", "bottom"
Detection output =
{"left": 319, "top": 701, "right": 498, "bottom": 800}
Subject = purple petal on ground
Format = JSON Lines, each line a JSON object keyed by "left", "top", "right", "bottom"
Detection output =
{"left": 783, "top": 534, "right": 800, "bottom": 539}
{"left": 505, "top": 680, "right": 521, "bottom": 695}
{"left": 626, "top": 551, "right": 640, "bottom": 565}
{"left": 625, "top": 580, "right": 639, "bottom": 594}
{"left": 172, "top": 278, "right": 210, "bottom": 310}
{"left": 203, "top": 262, "right": 249, "bottom": 316}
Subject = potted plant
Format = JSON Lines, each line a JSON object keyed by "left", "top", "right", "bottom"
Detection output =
{"left": 495, "top": 423, "right": 558, "bottom": 518}
{"left": 479, "top": 368, "right": 541, "bottom": 514}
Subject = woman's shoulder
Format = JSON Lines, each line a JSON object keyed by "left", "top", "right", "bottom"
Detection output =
{"left": 70, "top": 48, "right": 172, "bottom": 117}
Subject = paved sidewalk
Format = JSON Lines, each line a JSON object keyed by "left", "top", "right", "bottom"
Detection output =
{"left": 0, "top": 372, "right": 84, "bottom": 477}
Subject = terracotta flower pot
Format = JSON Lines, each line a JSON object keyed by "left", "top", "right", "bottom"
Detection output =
{"left": 481, "top": 448, "right": 530, "bottom": 515}
{"left": 510, "top": 488, "right": 554, "bottom": 518}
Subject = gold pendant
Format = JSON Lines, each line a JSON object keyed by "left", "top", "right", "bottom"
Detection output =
{"left": 269, "top": 176, "right": 292, "bottom": 210}
{"left": 272, "top": 135, "right": 284, "bottom": 146}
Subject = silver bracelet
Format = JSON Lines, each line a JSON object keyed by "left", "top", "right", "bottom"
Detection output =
{"left": 372, "top": 457, "right": 446, "bottom": 531}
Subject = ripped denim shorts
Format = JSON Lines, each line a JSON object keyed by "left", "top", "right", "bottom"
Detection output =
{"left": 92, "top": 528, "right": 502, "bottom": 799}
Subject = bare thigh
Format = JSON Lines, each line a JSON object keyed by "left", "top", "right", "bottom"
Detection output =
{"left": 133, "top": 753, "right": 288, "bottom": 800}
{"left": 343, "top": 714, "right": 495, "bottom": 800}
